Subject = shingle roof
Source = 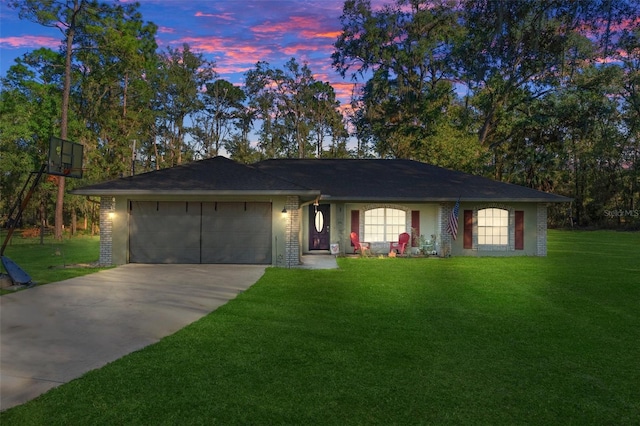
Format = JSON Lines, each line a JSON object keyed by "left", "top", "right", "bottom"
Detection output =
{"left": 254, "top": 158, "right": 570, "bottom": 203}
{"left": 71, "top": 156, "right": 317, "bottom": 196}
{"left": 72, "top": 156, "right": 570, "bottom": 203}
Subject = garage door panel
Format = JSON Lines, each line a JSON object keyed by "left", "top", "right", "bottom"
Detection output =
{"left": 130, "top": 201, "right": 200, "bottom": 263}
{"left": 129, "top": 201, "right": 271, "bottom": 264}
{"left": 201, "top": 202, "right": 272, "bottom": 264}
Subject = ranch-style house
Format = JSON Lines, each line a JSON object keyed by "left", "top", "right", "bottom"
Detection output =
{"left": 72, "top": 156, "right": 570, "bottom": 267}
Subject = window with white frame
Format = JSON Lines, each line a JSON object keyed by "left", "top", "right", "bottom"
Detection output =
{"left": 477, "top": 208, "right": 508, "bottom": 245}
{"left": 364, "top": 208, "right": 406, "bottom": 242}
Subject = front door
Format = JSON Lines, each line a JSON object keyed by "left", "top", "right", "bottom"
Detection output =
{"left": 308, "top": 204, "right": 330, "bottom": 250}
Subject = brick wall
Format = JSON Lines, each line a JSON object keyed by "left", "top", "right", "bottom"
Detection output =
{"left": 284, "top": 196, "right": 300, "bottom": 268}
{"left": 536, "top": 203, "right": 547, "bottom": 256}
{"left": 439, "top": 204, "right": 452, "bottom": 257}
{"left": 99, "top": 197, "right": 114, "bottom": 266}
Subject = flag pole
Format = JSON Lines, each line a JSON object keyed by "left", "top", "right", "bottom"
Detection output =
{"left": 445, "top": 196, "right": 461, "bottom": 256}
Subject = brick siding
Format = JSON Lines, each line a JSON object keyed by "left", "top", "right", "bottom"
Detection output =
{"left": 99, "top": 197, "right": 114, "bottom": 266}
{"left": 439, "top": 203, "right": 452, "bottom": 257}
{"left": 536, "top": 203, "right": 547, "bottom": 256}
{"left": 284, "top": 196, "right": 300, "bottom": 267}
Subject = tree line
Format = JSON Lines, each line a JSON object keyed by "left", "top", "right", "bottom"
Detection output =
{"left": 1, "top": 0, "right": 639, "bottom": 236}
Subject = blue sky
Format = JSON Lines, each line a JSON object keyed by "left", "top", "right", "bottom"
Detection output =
{"left": 0, "top": 0, "right": 390, "bottom": 106}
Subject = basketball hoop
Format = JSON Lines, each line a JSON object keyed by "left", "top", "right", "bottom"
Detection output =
{"left": 48, "top": 137, "right": 84, "bottom": 179}
{"left": 1, "top": 138, "right": 84, "bottom": 259}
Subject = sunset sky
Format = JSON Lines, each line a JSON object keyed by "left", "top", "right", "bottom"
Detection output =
{"left": 0, "top": 0, "right": 388, "bottom": 106}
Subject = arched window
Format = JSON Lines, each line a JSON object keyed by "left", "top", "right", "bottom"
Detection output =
{"left": 477, "top": 208, "right": 508, "bottom": 245}
{"left": 364, "top": 208, "right": 406, "bottom": 242}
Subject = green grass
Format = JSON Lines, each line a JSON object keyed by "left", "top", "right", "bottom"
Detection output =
{"left": 0, "top": 234, "right": 104, "bottom": 294}
{"left": 2, "top": 230, "right": 639, "bottom": 424}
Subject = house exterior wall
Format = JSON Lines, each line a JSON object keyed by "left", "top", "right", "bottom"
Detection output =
{"left": 449, "top": 202, "right": 544, "bottom": 256}
{"left": 283, "top": 196, "right": 301, "bottom": 267}
{"left": 299, "top": 202, "right": 348, "bottom": 256}
{"left": 439, "top": 203, "right": 453, "bottom": 257}
{"left": 327, "top": 202, "right": 440, "bottom": 255}
{"left": 99, "top": 197, "right": 115, "bottom": 266}
{"left": 537, "top": 203, "right": 547, "bottom": 256}
{"left": 333, "top": 202, "right": 347, "bottom": 254}
{"left": 111, "top": 197, "right": 128, "bottom": 265}
{"left": 98, "top": 196, "right": 549, "bottom": 264}
{"left": 102, "top": 194, "right": 293, "bottom": 266}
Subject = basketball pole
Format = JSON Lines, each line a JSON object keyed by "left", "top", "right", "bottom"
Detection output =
{"left": 1, "top": 164, "right": 47, "bottom": 256}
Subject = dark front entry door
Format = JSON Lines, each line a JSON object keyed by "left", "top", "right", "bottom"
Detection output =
{"left": 309, "top": 204, "right": 330, "bottom": 250}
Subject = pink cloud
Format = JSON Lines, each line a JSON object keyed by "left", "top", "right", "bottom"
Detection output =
{"left": 251, "top": 15, "right": 340, "bottom": 40}
{"left": 225, "top": 44, "right": 265, "bottom": 60}
{"left": 0, "top": 35, "right": 59, "bottom": 49}
{"left": 195, "top": 11, "right": 217, "bottom": 17}
{"left": 221, "top": 50, "right": 267, "bottom": 73}
{"left": 214, "top": 63, "right": 252, "bottom": 76}
{"left": 311, "top": 65, "right": 340, "bottom": 83}
{"left": 331, "top": 81, "right": 362, "bottom": 106}
{"left": 157, "top": 26, "right": 176, "bottom": 34}
{"left": 281, "top": 42, "right": 324, "bottom": 56}
{"left": 313, "top": 30, "right": 342, "bottom": 39}
{"left": 246, "top": 15, "right": 341, "bottom": 57}
{"left": 177, "top": 36, "right": 227, "bottom": 53}
{"left": 125, "top": 0, "right": 364, "bottom": 108}
{"left": 176, "top": 35, "right": 265, "bottom": 61}
{"left": 590, "top": 16, "right": 640, "bottom": 34}
{"left": 251, "top": 16, "right": 313, "bottom": 35}
{"left": 195, "top": 11, "right": 235, "bottom": 21}
{"left": 171, "top": 35, "right": 268, "bottom": 75}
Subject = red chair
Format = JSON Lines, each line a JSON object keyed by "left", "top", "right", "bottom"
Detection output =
{"left": 389, "top": 232, "right": 410, "bottom": 255}
{"left": 350, "top": 232, "right": 371, "bottom": 255}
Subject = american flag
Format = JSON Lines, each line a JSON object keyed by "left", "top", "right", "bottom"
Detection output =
{"left": 446, "top": 197, "right": 460, "bottom": 240}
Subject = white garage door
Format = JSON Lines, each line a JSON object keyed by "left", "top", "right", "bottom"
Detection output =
{"left": 129, "top": 201, "right": 272, "bottom": 264}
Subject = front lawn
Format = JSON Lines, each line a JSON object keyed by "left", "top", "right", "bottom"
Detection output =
{"left": 0, "top": 234, "right": 103, "bottom": 294}
{"left": 2, "top": 230, "right": 639, "bottom": 424}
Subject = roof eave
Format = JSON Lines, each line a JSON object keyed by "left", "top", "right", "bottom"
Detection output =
{"left": 70, "top": 189, "right": 321, "bottom": 197}
{"left": 321, "top": 196, "right": 572, "bottom": 203}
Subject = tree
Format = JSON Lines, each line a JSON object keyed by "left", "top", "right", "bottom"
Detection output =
{"left": 616, "top": 24, "right": 640, "bottom": 223}
{"left": 9, "top": 0, "right": 95, "bottom": 239}
{"left": 456, "top": 1, "right": 585, "bottom": 180}
{"left": 269, "top": 58, "right": 314, "bottom": 157}
{"left": 0, "top": 48, "right": 64, "bottom": 226}
{"left": 457, "top": 0, "right": 640, "bottom": 182}
{"left": 153, "top": 44, "right": 216, "bottom": 167}
{"left": 191, "top": 79, "right": 246, "bottom": 159}
{"left": 73, "top": 1, "right": 158, "bottom": 179}
{"left": 244, "top": 61, "right": 282, "bottom": 158}
{"left": 307, "top": 81, "right": 348, "bottom": 157}
{"left": 558, "top": 66, "right": 626, "bottom": 225}
{"left": 224, "top": 107, "right": 260, "bottom": 164}
{"left": 333, "top": 0, "right": 462, "bottom": 159}
{"left": 244, "top": 59, "right": 346, "bottom": 158}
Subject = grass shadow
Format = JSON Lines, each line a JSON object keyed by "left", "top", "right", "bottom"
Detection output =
{"left": 2, "top": 231, "right": 638, "bottom": 424}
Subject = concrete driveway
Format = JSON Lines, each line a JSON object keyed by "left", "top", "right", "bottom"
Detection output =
{"left": 0, "top": 264, "right": 265, "bottom": 411}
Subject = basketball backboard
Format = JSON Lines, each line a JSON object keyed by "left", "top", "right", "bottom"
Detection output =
{"left": 48, "top": 136, "right": 84, "bottom": 178}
